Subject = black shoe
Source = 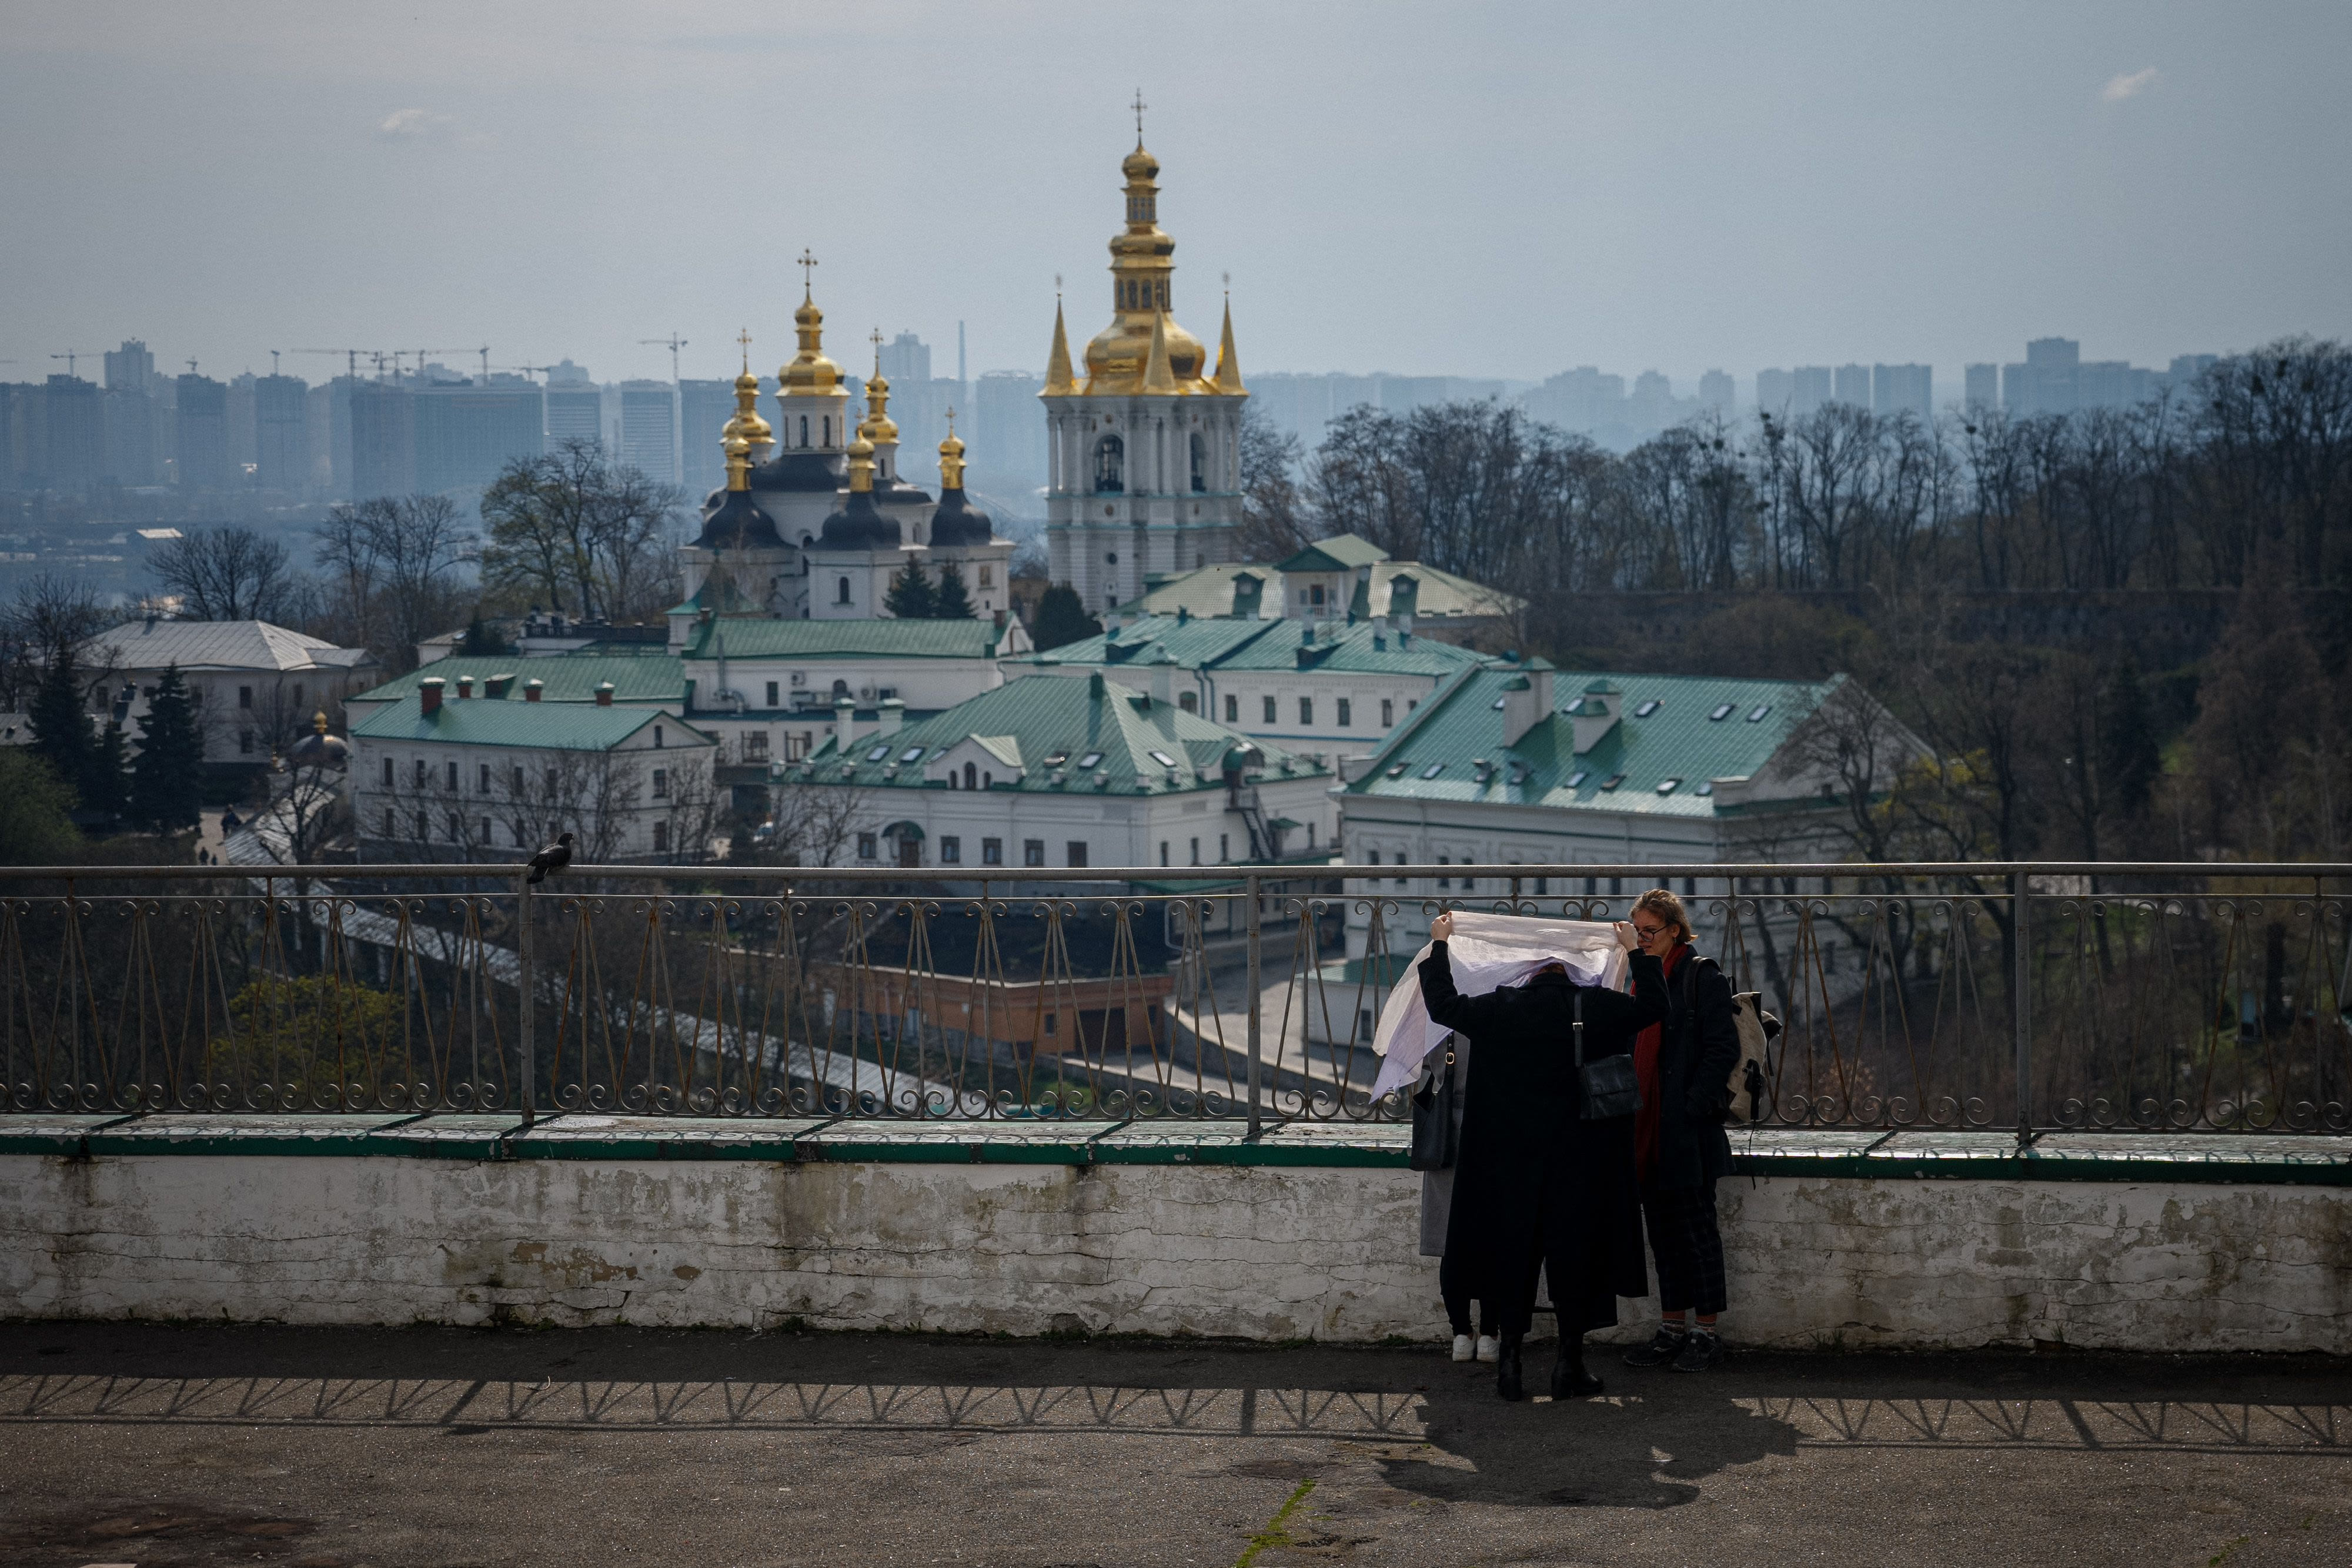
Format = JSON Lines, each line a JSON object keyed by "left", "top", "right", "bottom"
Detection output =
{"left": 1550, "top": 1354, "right": 1605, "bottom": 1399}
{"left": 1496, "top": 1338, "right": 1524, "bottom": 1402}
{"left": 1622, "top": 1327, "right": 1688, "bottom": 1369}
{"left": 1668, "top": 1329, "right": 1722, "bottom": 1373}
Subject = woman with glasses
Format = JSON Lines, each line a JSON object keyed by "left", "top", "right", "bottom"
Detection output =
{"left": 1621, "top": 888, "right": 1742, "bottom": 1373}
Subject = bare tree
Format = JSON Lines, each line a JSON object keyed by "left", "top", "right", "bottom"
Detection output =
{"left": 1, "top": 573, "right": 109, "bottom": 711}
{"left": 1234, "top": 407, "right": 1315, "bottom": 563}
{"left": 315, "top": 494, "right": 475, "bottom": 672}
{"left": 480, "top": 439, "right": 681, "bottom": 622}
{"left": 148, "top": 526, "right": 298, "bottom": 621}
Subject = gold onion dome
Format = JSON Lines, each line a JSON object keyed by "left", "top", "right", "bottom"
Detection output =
{"left": 1083, "top": 138, "right": 1211, "bottom": 393}
{"left": 937, "top": 415, "right": 966, "bottom": 489}
{"left": 721, "top": 365, "right": 773, "bottom": 454}
{"left": 780, "top": 289, "right": 842, "bottom": 393}
{"left": 858, "top": 360, "right": 898, "bottom": 445}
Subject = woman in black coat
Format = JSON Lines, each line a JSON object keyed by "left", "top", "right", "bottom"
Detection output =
{"left": 1622, "top": 888, "right": 1742, "bottom": 1374}
{"left": 1422, "top": 911, "right": 1667, "bottom": 1402}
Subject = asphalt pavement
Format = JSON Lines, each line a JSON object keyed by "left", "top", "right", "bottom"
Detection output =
{"left": 1, "top": 1322, "right": 2346, "bottom": 1567}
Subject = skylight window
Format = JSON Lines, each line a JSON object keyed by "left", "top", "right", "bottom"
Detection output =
{"left": 1421, "top": 762, "right": 1446, "bottom": 779}
{"left": 1709, "top": 703, "right": 1735, "bottom": 721}
{"left": 865, "top": 745, "right": 891, "bottom": 762}
{"left": 1387, "top": 762, "right": 1408, "bottom": 778}
{"left": 1148, "top": 750, "right": 1179, "bottom": 768}
{"left": 1746, "top": 704, "right": 1772, "bottom": 723}
{"left": 1634, "top": 699, "right": 1662, "bottom": 718}
{"left": 1492, "top": 697, "right": 1506, "bottom": 710}
{"left": 1076, "top": 751, "right": 1103, "bottom": 770}
{"left": 1044, "top": 751, "right": 1069, "bottom": 767}
{"left": 1695, "top": 781, "right": 1715, "bottom": 797}
{"left": 1566, "top": 770, "right": 1588, "bottom": 788}
{"left": 1599, "top": 774, "right": 1625, "bottom": 791}
{"left": 1657, "top": 777, "right": 1682, "bottom": 795}
{"left": 900, "top": 746, "right": 926, "bottom": 764}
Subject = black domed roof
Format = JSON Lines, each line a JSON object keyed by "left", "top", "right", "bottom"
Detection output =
{"left": 694, "top": 488, "right": 785, "bottom": 551}
{"left": 748, "top": 450, "right": 844, "bottom": 494}
{"left": 928, "top": 483, "right": 995, "bottom": 549}
{"left": 817, "top": 487, "right": 900, "bottom": 551}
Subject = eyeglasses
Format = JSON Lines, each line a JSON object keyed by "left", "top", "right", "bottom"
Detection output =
{"left": 1631, "top": 922, "right": 1668, "bottom": 938}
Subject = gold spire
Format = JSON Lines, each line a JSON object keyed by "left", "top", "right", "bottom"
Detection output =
{"left": 1213, "top": 293, "right": 1245, "bottom": 395}
{"left": 846, "top": 433, "right": 876, "bottom": 494}
{"left": 779, "top": 253, "right": 841, "bottom": 394}
{"left": 720, "top": 327, "right": 773, "bottom": 464}
{"left": 938, "top": 407, "right": 965, "bottom": 489}
{"left": 1083, "top": 136, "right": 1208, "bottom": 393}
{"left": 1043, "top": 295, "right": 1077, "bottom": 396}
{"left": 858, "top": 329, "right": 898, "bottom": 444}
{"left": 723, "top": 432, "right": 753, "bottom": 492}
{"left": 1141, "top": 306, "right": 1177, "bottom": 394}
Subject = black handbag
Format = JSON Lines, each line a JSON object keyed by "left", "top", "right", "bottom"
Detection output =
{"left": 1409, "top": 1038, "right": 1460, "bottom": 1171}
{"left": 1575, "top": 988, "right": 1642, "bottom": 1120}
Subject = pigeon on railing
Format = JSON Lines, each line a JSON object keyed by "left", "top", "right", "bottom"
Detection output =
{"left": 526, "top": 831, "right": 573, "bottom": 885}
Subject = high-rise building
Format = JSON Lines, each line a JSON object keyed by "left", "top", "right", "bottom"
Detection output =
{"left": 1755, "top": 369, "right": 1794, "bottom": 416}
{"left": 103, "top": 340, "right": 155, "bottom": 395}
{"left": 1872, "top": 364, "right": 1932, "bottom": 423}
{"left": 1791, "top": 367, "right": 1832, "bottom": 416}
{"left": 412, "top": 378, "right": 544, "bottom": 493}
{"left": 42, "top": 376, "right": 105, "bottom": 493}
{"left": 877, "top": 332, "right": 931, "bottom": 386}
{"left": 679, "top": 377, "right": 738, "bottom": 500}
{"left": 618, "top": 380, "right": 677, "bottom": 484}
{"left": 227, "top": 373, "right": 259, "bottom": 486}
{"left": 1698, "top": 370, "right": 1733, "bottom": 415}
{"left": 973, "top": 369, "right": 1045, "bottom": 487}
{"left": 174, "top": 373, "right": 230, "bottom": 490}
{"left": 349, "top": 382, "right": 415, "bottom": 498}
{"left": 254, "top": 373, "right": 309, "bottom": 493}
{"left": 2169, "top": 353, "right": 2219, "bottom": 388}
{"left": 1832, "top": 364, "right": 1870, "bottom": 407}
{"left": 1963, "top": 364, "right": 1999, "bottom": 412}
{"left": 1521, "top": 367, "right": 1628, "bottom": 435}
{"left": 102, "top": 385, "right": 159, "bottom": 486}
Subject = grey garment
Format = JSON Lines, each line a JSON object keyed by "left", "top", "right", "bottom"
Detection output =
{"left": 1415, "top": 1034, "right": 1472, "bottom": 1258}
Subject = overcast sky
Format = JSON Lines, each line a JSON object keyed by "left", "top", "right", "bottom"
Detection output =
{"left": 5, "top": 1, "right": 2347, "bottom": 393}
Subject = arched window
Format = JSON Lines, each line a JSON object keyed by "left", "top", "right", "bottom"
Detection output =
{"left": 963, "top": 761, "right": 976, "bottom": 790}
{"left": 1093, "top": 434, "right": 1124, "bottom": 494}
{"left": 799, "top": 415, "right": 808, "bottom": 447}
{"left": 1190, "top": 433, "right": 1207, "bottom": 493}
{"left": 823, "top": 416, "right": 831, "bottom": 446}
{"left": 836, "top": 576, "right": 851, "bottom": 605}
{"left": 831, "top": 678, "right": 850, "bottom": 698}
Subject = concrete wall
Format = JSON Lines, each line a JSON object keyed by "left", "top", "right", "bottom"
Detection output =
{"left": 3, "top": 1153, "right": 2344, "bottom": 1352}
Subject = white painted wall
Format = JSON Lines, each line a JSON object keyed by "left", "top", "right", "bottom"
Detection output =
{"left": 3, "top": 1152, "right": 2341, "bottom": 1352}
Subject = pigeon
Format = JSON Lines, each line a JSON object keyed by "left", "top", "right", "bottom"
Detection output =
{"left": 526, "top": 831, "right": 573, "bottom": 884}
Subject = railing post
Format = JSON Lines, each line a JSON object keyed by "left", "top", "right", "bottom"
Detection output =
{"left": 1245, "top": 874, "right": 1262, "bottom": 1138}
{"left": 2012, "top": 865, "right": 2031, "bottom": 1146}
{"left": 516, "top": 871, "right": 535, "bottom": 1127}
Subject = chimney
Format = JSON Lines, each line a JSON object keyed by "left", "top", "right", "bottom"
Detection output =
{"left": 486, "top": 672, "right": 514, "bottom": 698}
{"left": 523, "top": 678, "right": 543, "bottom": 703}
{"left": 1571, "top": 678, "right": 1621, "bottom": 754}
{"left": 1105, "top": 611, "right": 1122, "bottom": 641}
{"left": 878, "top": 697, "right": 904, "bottom": 736}
{"left": 1148, "top": 649, "right": 1175, "bottom": 708}
{"left": 1500, "top": 665, "right": 1552, "bottom": 747}
{"left": 1372, "top": 615, "right": 1389, "bottom": 650}
{"left": 834, "top": 696, "right": 856, "bottom": 758}
{"left": 419, "top": 677, "right": 444, "bottom": 717}
{"left": 594, "top": 681, "right": 614, "bottom": 707}
{"left": 455, "top": 676, "right": 472, "bottom": 699}
{"left": 1398, "top": 611, "right": 1414, "bottom": 646}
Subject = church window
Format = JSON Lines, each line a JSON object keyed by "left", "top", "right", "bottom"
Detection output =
{"left": 823, "top": 417, "right": 832, "bottom": 445}
{"left": 1224, "top": 694, "right": 1238, "bottom": 723}
{"left": 1093, "top": 435, "right": 1124, "bottom": 494}
{"left": 1190, "top": 434, "right": 1207, "bottom": 493}
{"left": 836, "top": 577, "right": 851, "bottom": 605}
{"left": 799, "top": 416, "right": 808, "bottom": 447}
{"left": 963, "top": 762, "right": 976, "bottom": 790}
{"left": 978, "top": 565, "right": 993, "bottom": 587}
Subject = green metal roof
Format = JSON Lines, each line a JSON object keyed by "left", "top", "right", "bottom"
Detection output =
{"left": 349, "top": 697, "right": 713, "bottom": 753}
{"left": 1010, "top": 612, "right": 1488, "bottom": 679}
{"left": 1112, "top": 557, "right": 1519, "bottom": 621}
{"left": 1274, "top": 533, "right": 1392, "bottom": 572}
{"left": 348, "top": 654, "right": 686, "bottom": 707}
{"left": 791, "top": 674, "right": 1328, "bottom": 796}
{"left": 1344, "top": 666, "right": 1840, "bottom": 818}
{"left": 679, "top": 617, "right": 1011, "bottom": 661}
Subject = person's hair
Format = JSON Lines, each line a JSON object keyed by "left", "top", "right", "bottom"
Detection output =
{"left": 1631, "top": 887, "right": 1692, "bottom": 945}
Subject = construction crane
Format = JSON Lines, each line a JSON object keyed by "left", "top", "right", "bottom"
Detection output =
{"left": 640, "top": 335, "right": 688, "bottom": 381}
{"left": 393, "top": 348, "right": 466, "bottom": 382}
{"left": 473, "top": 344, "right": 492, "bottom": 378}
{"left": 292, "top": 349, "right": 385, "bottom": 380}
{"left": 495, "top": 364, "right": 559, "bottom": 380}
{"left": 49, "top": 350, "right": 102, "bottom": 378}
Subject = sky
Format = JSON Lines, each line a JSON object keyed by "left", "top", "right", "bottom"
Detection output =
{"left": 4, "top": 0, "right": 2348, "bottom": 393}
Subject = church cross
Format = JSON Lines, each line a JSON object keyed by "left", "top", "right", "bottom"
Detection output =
{"left": 1132, "top": 89, "right": 1147, "bottom": 138}
{"left": 796, "top": 249, "right": 818, "bottom": 295}
{"left": 736, "top": 327, "right": 753, "bottom": 370}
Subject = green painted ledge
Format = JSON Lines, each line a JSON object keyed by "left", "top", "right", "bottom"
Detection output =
{"left": 0, "top": 1115, "right": 2347, "bottom": 1184}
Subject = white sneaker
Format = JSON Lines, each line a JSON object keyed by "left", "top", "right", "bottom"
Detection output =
{"left": 1475, "top": 1335, "right": 1499, "bottom": 1363}
{"left": 1451, "top": 1334, "right": 1474, "bottom": 1362}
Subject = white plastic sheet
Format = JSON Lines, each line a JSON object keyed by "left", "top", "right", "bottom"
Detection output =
{"left": 1367, "top": 910, "right": 1627, "bottom": 1100}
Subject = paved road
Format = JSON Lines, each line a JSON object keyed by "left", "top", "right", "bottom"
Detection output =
{"left": 1, "top": 1324, "right": 2346, "bottom": 1567}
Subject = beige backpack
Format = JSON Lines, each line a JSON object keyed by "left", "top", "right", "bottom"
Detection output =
{"left": 1725, "top": 991, "right": 1779, "bottom": 1124}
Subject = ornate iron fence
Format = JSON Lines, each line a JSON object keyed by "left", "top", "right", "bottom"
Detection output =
{"left": 2, "top": 863, "right": 2344, "bottom": 1138}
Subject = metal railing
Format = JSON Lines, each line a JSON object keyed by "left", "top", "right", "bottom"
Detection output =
{"left": 2, "top": 861, "right": 2345, "bottom": 1139}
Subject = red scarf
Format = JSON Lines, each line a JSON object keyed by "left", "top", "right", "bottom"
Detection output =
{"left": 1633, "top": 944, "right": 1688, "bottom": 1182}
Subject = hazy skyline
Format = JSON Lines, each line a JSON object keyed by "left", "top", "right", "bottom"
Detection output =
{"left": 5, "top": 1, "right": 2347, "bottom": 394}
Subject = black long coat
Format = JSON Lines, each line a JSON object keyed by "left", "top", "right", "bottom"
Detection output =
{"left": 1424, "top": 942, "right": 1668, "bottom": 1335}
{"left": 1649, "top": 950, "right": 1742, "bottom": 1192}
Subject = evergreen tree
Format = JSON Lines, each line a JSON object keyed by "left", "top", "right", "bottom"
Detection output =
{"left": 131, "top": 663, "right": 205, "bottom": 833}
{"left": 1030, "top": 584, "right": 1102, "bottom": 652}
{"left": 884, "top": 558, "right": 936, "bottom": 618}
{"left": 25, "top": 650, "right": 92, "bottom": 801}
{"left": 0, "top": 750, "right": 81, "bottom": 864}
{"left": 2098, "top": 658, "right": 2161, "bottom": 823}
{"left": 83, "top": 720, "right": 131, "bottom": 825}
{"left": 458, "top": 615, "right": 516, "bottom": 656}
{"left": 930, "top": 560, "right": 975, "bottom": 619}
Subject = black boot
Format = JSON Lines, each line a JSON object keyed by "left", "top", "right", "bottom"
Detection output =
{"left": 1551, "top": 1340, "right": 1605, "bottom": 1399}
{"left": 1495, "top": 1334, "right": 1524, "bottom": 1402}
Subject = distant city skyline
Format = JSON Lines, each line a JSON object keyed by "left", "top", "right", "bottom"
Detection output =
{"left": 3, "top": 3, "right": 2345, "bottom": 390}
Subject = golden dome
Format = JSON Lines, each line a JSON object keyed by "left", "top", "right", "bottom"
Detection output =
{"left": 721, "top": 359, "right": 773, "bottom": 455}
{"left": 779, "top": 289, "right": 843, "bottom": 394}
{"left": 857, "top": 362, "right": 898, "bottom": 444}
{"left": 1080, "top": 139, "right": 1212, "bottom": 394}
{"left": 844, "top": 432, "right": 876, "bottom": 494}
{"left": 938, "top": 412, "right": 966, "bottom": 489}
